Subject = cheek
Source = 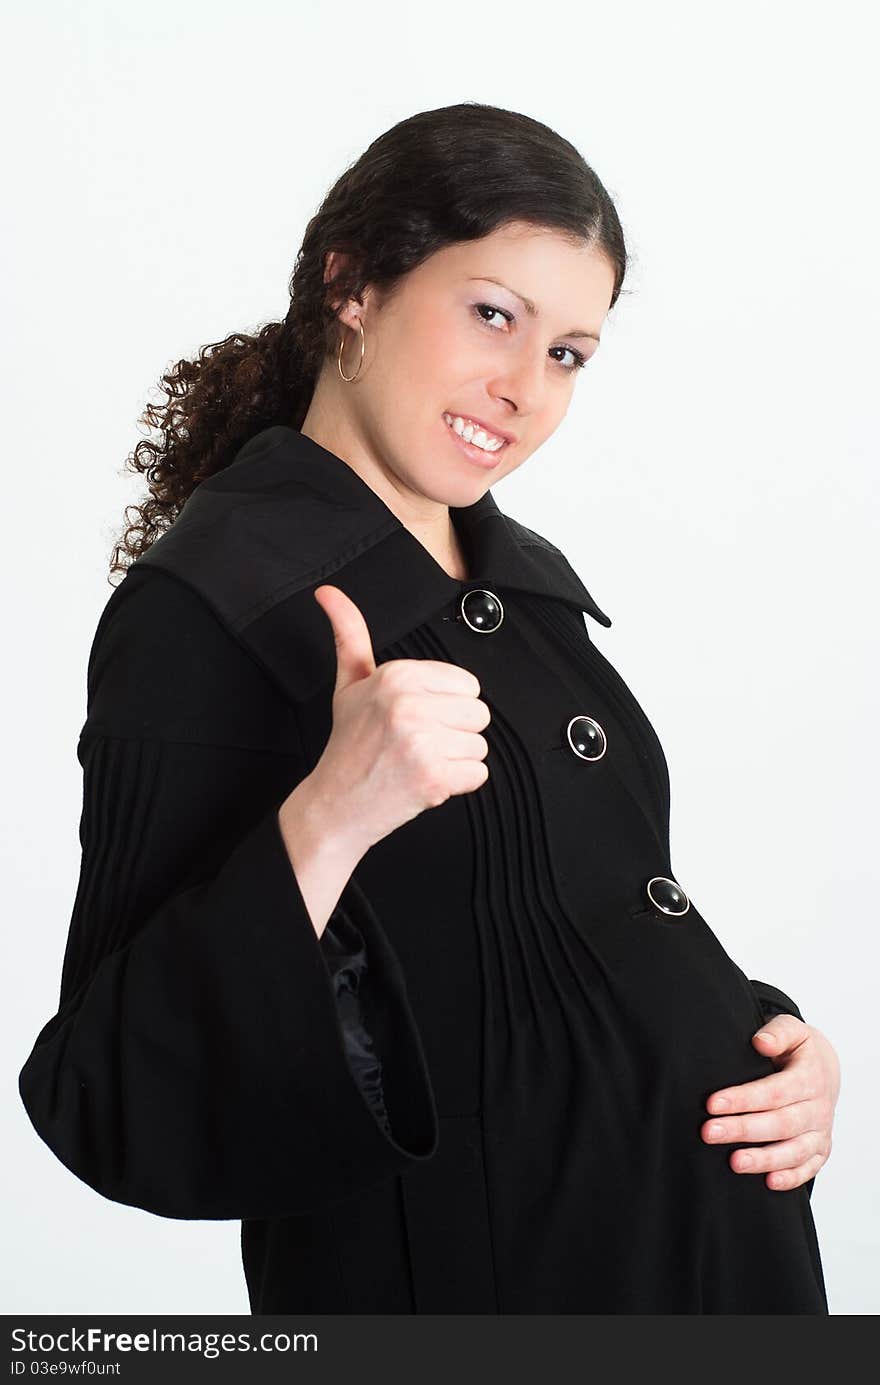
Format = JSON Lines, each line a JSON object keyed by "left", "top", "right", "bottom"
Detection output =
{"left": 513, "top": 409, "right": 567, "bottom": 470}
{"left": 404, "top": 327, "right": 487, "bottom": 404}
{"left": 543, "top": 392, "right": 574, "bottom": 435}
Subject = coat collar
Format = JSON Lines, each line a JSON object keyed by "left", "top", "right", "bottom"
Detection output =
{"left": 136, "top": 424, "right": 612, "bottom": 700}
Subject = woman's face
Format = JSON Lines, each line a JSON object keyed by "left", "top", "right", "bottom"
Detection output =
{"left": 323, "top": 220, "right": 617, "bottom": 511}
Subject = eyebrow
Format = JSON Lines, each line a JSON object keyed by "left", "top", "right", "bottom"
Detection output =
{"left": 467, "top": 276, "right": 601, "bottom": 342}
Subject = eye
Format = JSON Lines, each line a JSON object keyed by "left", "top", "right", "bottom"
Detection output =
{"left": 473, "top": 303, "right": 589, "bottom": 373}
{"left": 474, "top": 302, "right": 512, "bottom": 330}
{"left": 550, "top": 344, "right": 588, "bottom": 372}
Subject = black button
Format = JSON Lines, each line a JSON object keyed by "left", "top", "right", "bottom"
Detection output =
{"left": 566, "top": 714, "right": 607, "bottom": 761}
{"left": 460, "top": 588, "right": 504, "bottom": 633}
{"left": 646, "top": 876, "right": 690, "bottom": 916}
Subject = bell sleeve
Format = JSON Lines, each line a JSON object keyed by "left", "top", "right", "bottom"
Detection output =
{"left": 18, "top": 566, "right": 437, "bottom": 1221}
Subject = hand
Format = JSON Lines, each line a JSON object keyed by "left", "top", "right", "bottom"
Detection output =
{"left": 701, "top": 1014, "right": 840, "bottom": 1191}
{"left": 306, "top": 583, "right": 491, "bottom": 854}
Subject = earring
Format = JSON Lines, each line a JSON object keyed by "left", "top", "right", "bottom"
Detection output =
{"left": 337, "top": 315, "right": 366, "bottom": 383}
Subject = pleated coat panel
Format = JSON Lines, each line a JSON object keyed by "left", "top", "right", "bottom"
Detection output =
{"left": 19, "top": 425, "right": 827, "bottom": 1314}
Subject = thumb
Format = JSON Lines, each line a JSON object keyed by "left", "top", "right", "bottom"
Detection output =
{"left": 313, "top": 584, "right": 377, "bottom": 693}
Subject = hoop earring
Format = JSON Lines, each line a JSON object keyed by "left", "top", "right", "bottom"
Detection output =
{"left": 337, "top": 317, "right": 366, "bottom": 383}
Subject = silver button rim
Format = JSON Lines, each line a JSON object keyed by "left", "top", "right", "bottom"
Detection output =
{"left": 459, "top": 588, "right": 505, "bottom": 633}
{"left": 566, "top": 714, "right": 607, "bottom": 762}
{"left": 646, "top": 875, "right": 690, "bottom": 916}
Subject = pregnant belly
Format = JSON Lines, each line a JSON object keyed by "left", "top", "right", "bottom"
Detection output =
{"left": 480, "top": 896, "right": 827, "bottom": 1312}
{"left": 589, "top": 894, "right": 776, "bottom": 1096}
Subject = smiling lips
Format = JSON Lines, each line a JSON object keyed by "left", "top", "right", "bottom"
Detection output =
{"left": 442, "top": 412, "right": 511, "bottom": 453}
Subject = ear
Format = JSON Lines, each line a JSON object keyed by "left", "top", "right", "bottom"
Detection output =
{"left": 323, "top": 248, "right": 350, "bottom": 290}
{"left": 323, "top": 249, "right": 371, "bottom": 332}
{"left": 324, "top": 249, "right": 379, "bottom": 321}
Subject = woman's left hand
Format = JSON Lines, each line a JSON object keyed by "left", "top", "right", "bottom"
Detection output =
{"left": 701, "top": 1014, "right": 840, "bottom": 1190}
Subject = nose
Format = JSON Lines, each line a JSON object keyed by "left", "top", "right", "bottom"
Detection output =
{"left": 490, "top": 349, "right": 547, "bottom": 418}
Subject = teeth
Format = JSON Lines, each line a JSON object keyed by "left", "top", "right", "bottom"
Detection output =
{"left": 443, "top": 413, "right": 506, "bottom": 452}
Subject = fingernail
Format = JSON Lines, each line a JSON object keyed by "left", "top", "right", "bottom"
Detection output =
{"left": 708, "top": 1123, "right": 725, "bottom": 1138}
{"left": 757, "top": 1031, "right": 775, "bottom": 1043}
{"left": 712, "top": 1097, "right": 730, "bottom": 1112}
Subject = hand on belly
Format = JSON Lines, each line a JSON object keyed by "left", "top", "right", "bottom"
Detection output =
{"left": 701, "top": 1014, "right": 839, "bottom": 1191}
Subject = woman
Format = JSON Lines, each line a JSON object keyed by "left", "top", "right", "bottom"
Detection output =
{"left": 19, "top": 102, "right": 839, "bottom": 1314}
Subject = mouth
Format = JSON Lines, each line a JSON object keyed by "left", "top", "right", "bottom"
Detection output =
{"left": 442, "top": 412, "right": 511, "bottom": 469}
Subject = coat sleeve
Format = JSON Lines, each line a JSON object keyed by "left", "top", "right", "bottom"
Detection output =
{"left": 748, "top": 979, "right": 805, "bottom": 1024}
{"left": 18, "top": 566, "right": 437, "bottom": 1221}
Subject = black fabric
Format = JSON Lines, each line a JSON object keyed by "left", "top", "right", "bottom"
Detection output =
{"left": 19, "top": 425, "right": 828, "bottom": 1313}
{"left": 748, "top": 979, "right": 804, "bottom": 1022}
{"left": 320, "top": 909, "right": 392, "bottom": 1138}
{"left": 19, "top": 567, "right": 437, "bottom": 1222}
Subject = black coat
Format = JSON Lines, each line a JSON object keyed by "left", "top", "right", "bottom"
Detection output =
{"left": 19, "top": 425, "right": 828, "bottom": 1313}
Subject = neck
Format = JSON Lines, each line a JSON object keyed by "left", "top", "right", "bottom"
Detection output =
{"left": 299, "top": 391, "right": 470, "bottom": 583}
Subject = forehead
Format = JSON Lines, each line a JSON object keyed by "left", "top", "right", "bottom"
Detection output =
{"left": 412, "top": 223, "right": 615, "bottom": 317}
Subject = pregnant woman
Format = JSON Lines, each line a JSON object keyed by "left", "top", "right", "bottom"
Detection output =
{"left": 19, "top": 102, "right": 839, "bottom": 1314}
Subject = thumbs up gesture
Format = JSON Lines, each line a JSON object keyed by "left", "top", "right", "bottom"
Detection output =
{"left": 306, "top": 583, "right": 491, "bottom": 854}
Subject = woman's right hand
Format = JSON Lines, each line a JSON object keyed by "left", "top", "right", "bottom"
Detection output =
{"left": 303, "top": 582, "right": 491, "bottom": 856}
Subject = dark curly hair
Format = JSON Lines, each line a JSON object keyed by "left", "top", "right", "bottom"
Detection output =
{"left": 108, "top": 101, "right": 630, "bottom": 583}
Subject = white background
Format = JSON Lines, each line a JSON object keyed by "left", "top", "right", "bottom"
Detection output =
{"left": 2, "top": 0, "right": 876, "bottom": 1316}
